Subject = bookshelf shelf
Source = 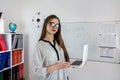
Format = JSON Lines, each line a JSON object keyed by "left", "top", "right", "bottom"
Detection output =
{"left": 0, "top": 67, "right": 11, "bottom": 72}
{"left": 0, "top": 50, "right": 11, "bottom": 53}
{"left": 12, "top": 62, "right": 23, "bottom": 68}
{"left": 0, "top": 33, "right": 24, "bottom": 80}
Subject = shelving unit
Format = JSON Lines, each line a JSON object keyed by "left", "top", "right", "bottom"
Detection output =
{"left": 0, "top": 33, "right": 24, "bottom": 80}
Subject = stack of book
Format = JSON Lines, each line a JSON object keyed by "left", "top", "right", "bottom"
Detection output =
{"left": 0, "top": 35, "right": 7, "bottom": 51}
{"left": 0, "top": 69, "right": 11, "bottom": 80}
{"left": 3, "top": 69, "right": 11, "bottom": 80}
{"left": 12, "top": 34, "right": 23, "bottom": 50}
{"left": 12, "top": 64, "right": 24, "bottom": 80}
{"left": 12, "top": 49, "right": 22, "bottom": 65}
{"left": 0, "top": 52, "right": 10, "bottom": 70}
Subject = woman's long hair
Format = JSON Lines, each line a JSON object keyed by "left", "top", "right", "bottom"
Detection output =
{"left": 39, "top": 15, "right": 70, "bottom": 62}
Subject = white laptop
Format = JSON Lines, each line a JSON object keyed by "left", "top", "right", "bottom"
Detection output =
{"left": 70, "top": 44, "right": 88, "bottom": 68}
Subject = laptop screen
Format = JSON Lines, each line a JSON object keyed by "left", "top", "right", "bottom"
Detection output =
{"left": 71, "top": 44, "right": 88, "bottom": 66}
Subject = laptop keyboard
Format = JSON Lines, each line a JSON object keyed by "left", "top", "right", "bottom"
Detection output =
{"left": 71, "top": 60, "right": 82, "bottom": 65}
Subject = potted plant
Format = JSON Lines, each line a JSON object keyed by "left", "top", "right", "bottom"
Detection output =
{"left": 20, "top": 78, "right": 25, "bottom": 80}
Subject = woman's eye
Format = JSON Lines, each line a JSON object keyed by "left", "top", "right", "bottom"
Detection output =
{"left": 51, "top": 23, "right": 55, "bottom": 27}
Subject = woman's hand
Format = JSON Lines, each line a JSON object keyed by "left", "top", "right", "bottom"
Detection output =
{"left": 56, "top": 61, "right": 70, "bottom": 70}
{"left": 46, "top": 61, "right": 70, "bottom": 74}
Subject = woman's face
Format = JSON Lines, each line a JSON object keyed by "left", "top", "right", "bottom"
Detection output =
{"left": 46, "top": 18, "right": 59, "bottom": 35}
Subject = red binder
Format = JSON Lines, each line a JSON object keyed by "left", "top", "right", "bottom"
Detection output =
{"left": 12, "top": 51, "right": 18, "bottom": 65}
{"left": 17, "top": 50, "right": 22, "bottom": 63}
{"left": 18, "top": 64, "right": 24, "bottom": 79}
{"left": 0, "top": 35, "right": 7, "bottom": 51}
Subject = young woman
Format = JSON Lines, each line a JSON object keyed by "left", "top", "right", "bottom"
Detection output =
{"left": 33, "top": 15, "right": 70, "bottom": 80}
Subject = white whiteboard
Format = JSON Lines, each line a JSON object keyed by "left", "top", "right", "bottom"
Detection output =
{"left": 61, "top": 21, "right": 120, "bottom": 63}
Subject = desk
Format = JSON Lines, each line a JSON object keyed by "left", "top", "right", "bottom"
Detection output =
{"left": 68, "top": 61, "right": 120, "bottom": 80}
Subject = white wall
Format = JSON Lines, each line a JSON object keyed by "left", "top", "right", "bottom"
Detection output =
{"left": 0, "top": 0, "right": 23, "bottom": 33}
{"left": 21, "top": 0, "right": 120, "bottom": 22}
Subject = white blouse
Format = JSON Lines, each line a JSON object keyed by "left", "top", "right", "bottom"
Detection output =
{"left": 33, "top": 40, "right": 69, "bottom": 80}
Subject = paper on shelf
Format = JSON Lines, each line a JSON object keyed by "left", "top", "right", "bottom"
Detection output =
{"left": 0, "top": 19, "right": 5, "bottom": 33}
